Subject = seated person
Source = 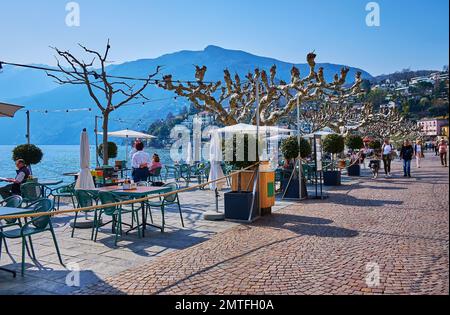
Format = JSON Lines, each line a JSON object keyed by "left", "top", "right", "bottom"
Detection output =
{"left": 131, "top": 142, "right": 151, "bottom": 182}
{"left": 149, "top": 154, "right": 163, "bottom": 175}
{"left": 0, "top": 159, "right": 30, "bottom": 199}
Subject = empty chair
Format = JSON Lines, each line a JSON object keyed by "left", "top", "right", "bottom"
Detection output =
{"left": 72, "top": 190, "right": 97, "bottom": 239}
{"left": 147, "top": 182, "right": 184, "bottom": 232}
{"left": 52, "top": 182, "right": 76, "bottom": 210}
{"left": 0, "top": 199, "right": 64, "bottom": 276}
{"left": 20, "top": 182, "right": 43, "bottom": 206}
{"left": 95, "top": 192, "right": 141, "bottom": 246}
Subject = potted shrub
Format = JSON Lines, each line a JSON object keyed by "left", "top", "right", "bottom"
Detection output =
{"left": 12, "top": 144, "right": 43, "bottom": 177}
{"left": 322, "top": 134, "right": 345, "bottom": 186}
{"left": 98, "top": 142, "right": 118, "bottom": 166}
{"left": 280, "top": 136, "right": 311, "bottom": 199}
{"left": 345, "top": 134, "right": 364, "bottom": 176}
{"left": 225, "top": 134, "right": 260, "bottom": 221}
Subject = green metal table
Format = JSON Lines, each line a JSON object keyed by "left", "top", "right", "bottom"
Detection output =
{"left": 81, "top": 185, "right": 171, "bottom": 237}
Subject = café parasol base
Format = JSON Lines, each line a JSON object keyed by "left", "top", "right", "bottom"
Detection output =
{"left": 69, "top": 217, "right": 102, "bottom": 229}
{"left": 203, "top": 211, "right": 225, "bottom": 221}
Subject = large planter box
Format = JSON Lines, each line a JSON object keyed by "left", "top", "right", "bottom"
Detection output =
{"left": 347, "top": 164, "right": 361, "bottom": 177}
{"left": 231, "top": 170, "right": 275, "bottom": 214}
{"left": 281, "top": 177, "right": 308, "bottom": 199}
{"left": 224, "top": 191, "right": 258, "bottom": 222}
{"left": 323, "top": 170, "right": 341, "bottom": 186}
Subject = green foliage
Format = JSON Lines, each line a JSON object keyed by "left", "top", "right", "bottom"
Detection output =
{"left": 226, "top": 134, "right": 259, "bottom": 169}
{"left": 345, "top": 135, "right": 364, "bottom": 151}
{"left": 368, "top": 140, "right": 382, "bottom": 151}
{"left": 98, "top": 142, "right": 118, "bottom": 160}
{"left": 366, "top": 89, "right": 388, "bottom": 109}
{"left": 281, "top": 136, "right": 311, "bottom": 160}
{"left": 322, "top": 134, "right": 345, "bottom": 154}
{"left": 12, "top": 144, "right": 43, "bottom": 165}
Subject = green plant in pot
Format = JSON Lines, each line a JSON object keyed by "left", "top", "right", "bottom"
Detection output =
{"left": 322, "top": 134, "right": 345, "bottom": 186}
{"left": 224, "top": 134, "right": 261, "bottom": 222}
{"left": 98, "top": 142, "right": 118, "bottom": 166}
{"left": 280, "top": 136, "right": 311, "bottom": 199}
{"left": 12, "top": 144, "right": 43, "bottom": 176}
{"left": 345, "top": 134, "right": 364, "bottom": 176}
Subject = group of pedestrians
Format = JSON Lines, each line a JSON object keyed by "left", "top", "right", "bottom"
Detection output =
{"left": 372, "top": 137, "right": 448, "bottom": 179}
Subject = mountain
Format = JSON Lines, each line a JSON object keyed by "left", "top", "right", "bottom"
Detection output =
{"left": 0, "top": 46, "right": 373, "bottom": 144}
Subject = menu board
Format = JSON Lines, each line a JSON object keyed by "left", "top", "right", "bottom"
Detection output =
{"left": 315, "top": 137, "right": 323, "bottom": 172}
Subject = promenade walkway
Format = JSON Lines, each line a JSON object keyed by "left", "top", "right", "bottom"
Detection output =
{"left": 76, "top": 154, "right": 449, "bottom": 295}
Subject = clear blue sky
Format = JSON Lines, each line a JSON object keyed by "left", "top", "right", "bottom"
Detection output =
{"left": 1, "top": 0, "right": 448, "bottom": 75}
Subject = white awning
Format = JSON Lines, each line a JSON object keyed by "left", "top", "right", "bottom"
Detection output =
{"left": 98, "top": 129, "right": 156, "bottom": 139}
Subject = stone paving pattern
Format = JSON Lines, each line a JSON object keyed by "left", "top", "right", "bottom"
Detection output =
{"left": 76, "top": 154, "right": 449, "bottom": 295}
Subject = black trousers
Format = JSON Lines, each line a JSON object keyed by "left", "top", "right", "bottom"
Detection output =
{"left": 382, "top": 155, "right": 391, "bottom": 175}
{"left": 132, "top": 167, "right": 150, "bottom": 183}
{"left": 0, "top": 184, "right": 13, "bottom": 199}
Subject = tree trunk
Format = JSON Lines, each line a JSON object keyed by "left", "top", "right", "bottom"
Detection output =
{"left": 102, "top": 110, "right": 110, "bottom": 166}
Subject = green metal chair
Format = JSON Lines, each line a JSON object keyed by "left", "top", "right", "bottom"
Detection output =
{"left": 147, "top": 182, "right": 184, "bottom": 232}
{"left": 72, "top": 190, "right": 97, "bottom": 239}
{"left": 0, "top": 199, "right": 64, "bottom": 276}
{"left": 0, "top": 196, "right": 23, "bottom": 253}
{"left": 149, "top": 167, "right": 163, "bottom": 183}
{"left": 95, "top": 191, "right": 141, "bottom": 246}
{"left": 179, "top": 164, "right": 191, "bottom": 185}
{"left": 20, "top": 182, "right": 43, "bottom": 206}
{"left": 52, "top": 182, "right": 76, "bottom": 210}
{"left": 165, "top": 165, "right": 181, "bottom": 182}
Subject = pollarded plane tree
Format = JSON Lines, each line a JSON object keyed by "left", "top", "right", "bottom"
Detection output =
{"left": 47, "top": 40, "right": 160, "bottom": 165}
{"left": 158, "top": 52, "right": 364, "bottom": 127}
{"left": 360, "top": 107, "right": 423, "bottom": 141}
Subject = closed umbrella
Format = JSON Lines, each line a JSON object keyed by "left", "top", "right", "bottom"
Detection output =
{"left": 76, "top": 129, "right": 95, "bottom": 189}
{"left": 209, "top": 133, "right": 226, "bottom": 191}
{"left": 185, "top": 141, "right": 193, "bottom": 165}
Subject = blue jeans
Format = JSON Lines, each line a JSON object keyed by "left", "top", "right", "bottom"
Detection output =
{"left": 403, "top": 159, "right": 411, "bottom": 176}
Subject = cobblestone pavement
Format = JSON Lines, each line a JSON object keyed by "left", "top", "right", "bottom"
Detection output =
{"left": 0, "top": 181, "right": 292, "bottom": 294}
{"left": 76, "top": 154, "right": 449, "bottom": 295}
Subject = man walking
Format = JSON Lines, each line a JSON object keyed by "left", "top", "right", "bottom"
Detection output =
{"left": 382, "top": 138, "right": 393, "bottom": 178}
{"left": 400, "top": 140, "right": 414, "bottom": 178}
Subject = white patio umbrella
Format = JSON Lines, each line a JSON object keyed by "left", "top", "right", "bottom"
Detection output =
{"left": 204, "top": 132, "right": 226, "bottom": 221}
{"left": 185, "top": 141, "right": 193, "bottom": 165}
{"left": 209, "top": 133, "right": 226, "bottom": 191}
{"left": 72, "top": 129, "right": 96, "bottom": 228}
{"left": 76, "top": 129, "right": 95, "bottom": 189}
{"left": 98, "top": 129, "right": 156, "bottom": 163}
{"left": 215, "top": 123, "right": 293, "bottom": 134}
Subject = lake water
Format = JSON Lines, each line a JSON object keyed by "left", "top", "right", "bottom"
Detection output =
{"left": 0, "top": 145, "right": 173, "bottom": 183}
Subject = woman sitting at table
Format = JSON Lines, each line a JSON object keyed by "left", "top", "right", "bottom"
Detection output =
{"left": 131, "top": 142, "right": 151, "bottom": 182}
{"left": 149, "top": 154, "right": 163, "bottom": 175}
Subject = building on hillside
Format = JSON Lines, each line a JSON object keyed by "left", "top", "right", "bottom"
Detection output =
{"left": 180, "top": 111, "right": 216, "bottom": 130}
{"left": 418, "top": 118, "right": 449, "bottom": 139}
{"left": 380, "top": 101, "right": 398, "bottom": 110}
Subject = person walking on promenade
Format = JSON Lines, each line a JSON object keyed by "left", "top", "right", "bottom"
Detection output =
{"left": 434, "top": 139, "right": 440, "bottom": 156}
{"left": 400, "top": 140, "right": 414, "bottom": 178}
{"left": 414, "top": 139, "right": 424, "bottom": 169}
{"left": 439, "top": 139, "right": 448, "bottom": 167}
{"left": 382, "top": 138, "right": 393, "bottom": 178}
